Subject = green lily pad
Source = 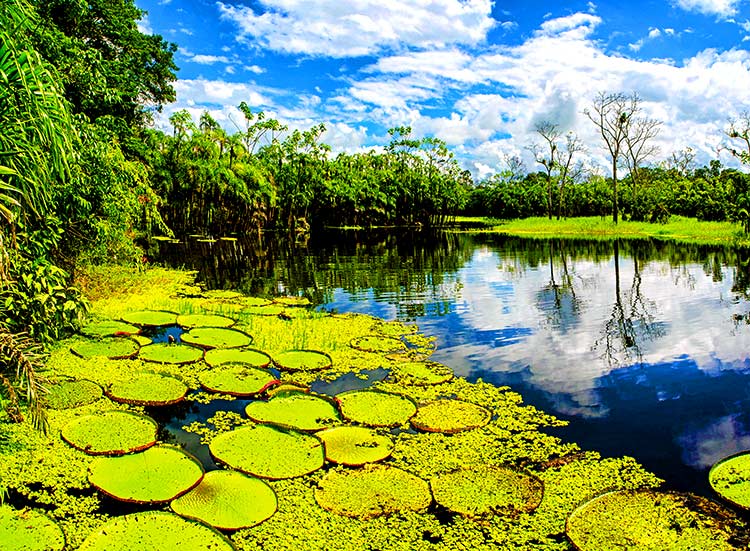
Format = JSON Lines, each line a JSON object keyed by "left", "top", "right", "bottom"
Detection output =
{"left": 240, "top": 296, "right": 273, "bottom": 307}
{"left": 274, "top": 349, "right": 332, "bottom": 372}
{"left": 70, "top": 337, "right": 139, "bottom": 360}
{"left": 245, "top": 392, "right": 341, "bottom": 431}
{"left": 392, "top": 360, "right": 454, "bottom": 385}
{"left": 209, "top": 424, "right": 324, "bottom": 479}
{"left": 204, "top": 290, "right": 244, "bottom": 300}
{"left": 0, "top": 505, "right": 65, "bottom": 551}
{"left": 267, "top": 383, "right": 310, "bottom": 398}
{"left": 132, "top": 334, "right": 153, "bottom": 346}
{"left": 81, "top": 319, "right": 140, "bottom": 338}
{"left": 709, "top": 451, "right": 750, "bottom": 509}
{"left": 78, "top": 511, "right": 235, "bottom": 551}
{"left": 181, "top": 327, "right": 253, "bottom": 349}
{"left": 120, "top": 310, "right": 178, "bottom": 327}
{"left": 177, "top": 313, "right": 236, "bottom": 328}
{"left": 565, "top": 490, "right": 741, "bottom": 551}
{"left": 138, "top": 343, "right": 204, "bottom": 364}
{"left": 372, "top": 320, "right": 418, "bottom": 337}
{"left": 430, "top": 465, "right": 544, "bottom": 518}
{"left": 106, "top": 373, "right": 188, "bottom": 406}
{"left": 88, "top": 445, "right": 204, "bottom": 504}
{"left": 336, "top": 389, "right": 417, "bottom": 427}
{"left": 317, "top": 426, "right": 394, "bottom": 466}
{"left": 200, "top": 365, "right": 278, "bottom": 396}
{"left": 171, "top": 470, "right": 277, "bottom": 530}
{"left": 350, "top": 335, "right": 407, "bottom": 353}
{"left": 243, "top": 305, "right": 286, "bottom": 316}
{"left": 61, "top": 411, "right": 158, "bottom": 455}
{"left": 315, "top": 465, "right": 431, "bottom": 519}
{"left": 273, "top": 296, "right": 311, "bottom": 307}
{"left": 204, "top": 348, "right": 272, "bottom": 368}
{"left": 46, "top": 379, "right": 102, "bottom": 409}
{"left": 411, "top": 399, "right": 491, "bottom": 433}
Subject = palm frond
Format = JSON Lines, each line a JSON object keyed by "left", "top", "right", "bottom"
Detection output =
{"left": 0, "top": 328, "right": 48, "bottom": 433}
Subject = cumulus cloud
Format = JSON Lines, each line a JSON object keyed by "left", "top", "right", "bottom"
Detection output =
{"left": 674, "top": 0, "right": 741, "bottom": 17}
{"left": 190, "top": 54, "right": 231, "bottom": 64}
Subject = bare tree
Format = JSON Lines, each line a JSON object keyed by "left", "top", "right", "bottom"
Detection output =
{"left": 665, "top": 147, "right": 696, "bottom": 176}
{"left": 623, "top": 115, "right": 661, "bottom": 206}
{"left": 556, "top": 131, "right": 585, "bottom": 220}
{"left": 726, "top": 112, "right": 750, "bottom": 164}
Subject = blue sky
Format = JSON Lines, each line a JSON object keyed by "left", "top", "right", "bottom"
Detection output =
{"left": 136, "top": 0, "right": 750, "bottom": 178}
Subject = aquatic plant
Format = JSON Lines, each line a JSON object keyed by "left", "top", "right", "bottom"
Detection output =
{"left": 350, "top": 335, "right": 407, "bottom": 353}
{"left": 181, "top": 327, "right": 253, "bottom": 349}
{"left": 120, "top": 310, "right": 178, "bottom": 327}
{"left": 177, "top": 313, "right": 236, "bottom": 328}
{"left": 372, "top": 320, "right": 418, "bottom": 337}
{"left": 61, "top": 410, "right": 158, "bottom": 455}
{"left": 80, "top": 319, "right": 139, "bottom": 338}
{"left": 245, "top": 392, "right": 341, "bottom": 431}
{"left": 390, "top": 360, "right": 454, "bottom": 386}
{"left": 709, "top": 451, "right": 750, "bottom": 510}
{"left": 204, "top": 347, "right": 272, "bottom": 368}
{"left": 410, "top": 399, "right": 491, "bottom": 433}
{"left": 336, "top": 389, "right": 417, "bottom": 427}
{"left": 105, "top": 372, "right": 188, "bottom": 406}
{"left": 200, "top": 364, "right": 278, "bottom": 396}
{"left": 138, "top": 342, "right": 203, "bottom": 364}
{"left": 274, "top": 349, "right": 332, "bottom": 372}
{"left": 69, "top": 337, "right": 139, "bottom": 360}
{"left": 273, "top": 296, "right": 311, "bottom": 307}
{"left": 46, "top": 378, "right": 102, "bottom": 409}
{"left": 317, "top": 426, "right": 394, "bottom": 466}
{"left": 243, "top": 305, "right": 286, "bottom": 316}
{"left": 0, "top": 504, "right": 65, "bottom": 551}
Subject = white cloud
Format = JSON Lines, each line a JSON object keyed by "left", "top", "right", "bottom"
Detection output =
{"left": 137, "top": 14, "right": 153, "bottom": 35}
{"left": 648, "top": 28, "right": 662, "bottom": 39}
{"left": 190, "top": 54, "right": 231, "bottom": 64}
{"left": 674, "top": 0, "right": 740, "bottom": 17}
{"left": 245, "top": 65, "right": 265, "bottom": 74}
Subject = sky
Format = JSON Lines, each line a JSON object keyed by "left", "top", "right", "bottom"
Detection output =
{"left": 136, "top": 0, "right": 750, "bottom": 179}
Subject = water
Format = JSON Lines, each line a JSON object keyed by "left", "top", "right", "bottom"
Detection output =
{"left": 155, "top": 230, "right": 750, "bottom": 498}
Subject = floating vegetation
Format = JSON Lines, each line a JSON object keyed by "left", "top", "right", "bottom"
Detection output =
{"left": 274, "top": 349, "right": 333, "bottom": 372}
{"left": 0, "top": 505, "right": 65, "bottom": 551}
{"left": 120, "top": 310, "right": 178, "bottom": 327}
{"left": 181, "top": 327, "right": 253, "bottom": 349}
{"left": 273, "top": 296, "right": 311, "bottom": 307}
{"left": 317, "top": 426, "right": 394, "bottom": 466}
{"left": 70, "top": 337, "right": 139, "bottom": 360}
{"left": 204, "top": 290, "right": 244, "bottom": 301}
{"left": 209, "top": 424, "right": 325, "bottom": 479}
{"left": 242, "top": 305, "right": 285, "bottom": 316}
{"left": 314, "top": 465, "right": 431, "bottom": 519}
{"left": 88, "top": 445, "right": 204, "bottom": 504}
{"left": 204, "top": 347, "right": 272, "bottom": 368}
{"left": 372, "top": 320, "right": 417, "bottom": 337}
{"left": 336, "top": 389, "right": 417, "bottom": 427}
{"left": 77, "top": 511, "right": 235, "bottom": 551}
{"left": 46, "top": 379, "right": 102, "bottom": 410}
{"left": 81, "top": 319, "right": 140, "bottom": 338}
{"left": 239, "top": 296, "right": 273, "bottom": 307}
{"left": 430, "top": 465, "right": 544, "bottom": 518}
{"left": 244, "top": 392, "right": 341, "bottom": 431}
{"left": 391, "top": 360, "right": 454, "bottom": 386}
{"left": 565, "top": 489, "right": 742, "bottom": 551}
{"left": 709, "top": 451, "right": 750, "bottom": 510}
{"left": 411, "top": 399, "right": 491, "bottom": 433}
{"left": 200, "top": 365, "right": 278, "bottom": 397}
{"left": 171, "top": 470, "right": 278, "bottom": 530}
{"left": 61, "top": 411, "right": 158, "bottom": 455}
{"left": 106, "top": 373, "right": 188, "bottom": 406}
{"left": 177, "top": 313, "right": 236, "bottom": 328}
{"left": 138, "top": 343, "right": 203, "bottom": 364}
{"left": 266, "top": 382, "right": 310, "bottom": 398}
{"left": 350, "top": 335, "right": 407, "bottom": 353}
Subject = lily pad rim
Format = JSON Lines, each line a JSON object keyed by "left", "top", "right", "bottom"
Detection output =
{"left": 709, "top": 449, "right": 750, "bottom": 510}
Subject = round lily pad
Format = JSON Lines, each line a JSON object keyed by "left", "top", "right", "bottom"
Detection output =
{"left": 106, "top": 373, "right": 188, "bottom": 406}
{"left": 61, "top": 411, "right": 158, "bottom": 455}
{"left": 181, "top": 327, "right": 253, "bottom": 349}
{"left": 709, "top": 451, "right": 750, "bottom": 509}
{"left": 242, "top": 305, "right": 285, "bottom": 316}
{"left": 273, "top": 296, "right": 310, "bottom": 307}
{"left": 200, "top": 365, "right": 278, "bottom": 396}
{"left": 138, "top": 343, "right": 203, "bottom": 364}
{"left": 392, "top": 360, "right": 454, "bottom": 385}
{"left": 566, "top": 490, "right": 741, "bottom": 551}
{"left": 171, "top": 470, "right": 277, "bottom": 530}
{"left": 245, "top": 392, "right": 341, "bottom": 431}
{"left": 317, "top": 426, "right": 394, "bottom": 466}
{"left": 274, "top": 349, "right": 332, "bottom": 372}
{"left": 315, "top": 465, "right": 431, "bottom": 519}
{"left": 88, "top": 445, "right": 204, "bottom": 504}
{"left": 177, "top": 313, "right": 236, "bottom": 328}
{"left": 46, "top": 379, "right": 102, "bottom": 409}
{"left": 411, "top": 399, "right": 491, "bottom": 433}
{"left": 267, "top": 383, "right": 309, "bottom": 398}
{"left": 204, "top": 290, "right": 244, "bottom": 300}
{"left": 372, "top": 320, "right": 418, "bottom": 337}
{"left": 78, "top": 511, "right": 235, "bottom": 551}
{"left": 336, "top": 389, "right": 417, "bottom": 427}
{"left": 81, "top": 319, "right": 140, "bottom": 338}
{"left": 70, "top": 337, "right": 139, "bottom": 360}
{"left": 430, "top": 466, "right": 544, "bottom": 518}
{"left": 0, "top": 505, "right": 65, "bottom": 551}
{"left": 209, "top": 424, "right": 324, "bottom": 479}
{"left": 350, "top": 335, "right": 407, "bottom": 353}
{"left": 204, "top": 348, "right": 272, "bottom": 368}
{"left": 120, "top": 310, "right": 178, "bottom": 327}
{"left": 131, "top": 334, "right": 153, "bottom": 346}
{"left": 240, "top": 296, "right": 273, "bottom": 307}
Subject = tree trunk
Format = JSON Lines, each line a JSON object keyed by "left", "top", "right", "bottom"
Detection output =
{"left": 612, "top": 160, "right": 619, "bottom": 224}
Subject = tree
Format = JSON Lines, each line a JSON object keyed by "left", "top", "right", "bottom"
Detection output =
{"left": 726, "top": 112, "right": 750, "bottom": 164}
{"left": 623, "top": 114, "right": 661, "bottom": 211}
{"left": 529, "top": 122, "right": 561, "bottom": 220}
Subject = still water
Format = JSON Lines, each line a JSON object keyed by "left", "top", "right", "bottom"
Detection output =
{"left": 156, "top": 230, "right": 750, "bottom": 498}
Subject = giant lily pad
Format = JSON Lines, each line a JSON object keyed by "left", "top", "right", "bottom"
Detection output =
{"left": 177, "top": 313, "right": 236, "bottom": 328}
{"left": 88, "top": 445, "right": 204, "bottom": 504}
{"left": 709, "top": 451, "right": 750, "bottom": 509}
{"left": 242, "top": 305, "right": 285, "bottom": 316}
{"left": 245, "top": 392, "right": 341, "bottom": 431}
{"left": 350, "top": 335, "right": 407, "bottom": 353}
{"left": 0, "top": 505, "right": 65, "bottom": 551}
{"left": 200, "top": 365, "right": 278, "bottom": 396}
{"left": 181, "top": 327, "right": 252, "bottom": 349}
{"left": 138, "top": 343, "right": 203, "bottom": 364}
{"left": 70, "top": 337, "right": 139, "bottom": 360}
{"left": 274, "top": 349, "right": 332, "bottom": 372}
{"left": 204, "top": 348, "right": 272, "bottom": 368}
{"left": 47, "top": 379, "right": 102, "bottom": 409}
{"left": 120, "top": 310, "right": 178, "bottom": 327}
{"left": 315, "top": 465, "right": 431, "bottom": 519}
{"left": 317, "top": 426, "right": 394, "bottom": 466}
{"left": 392, "top": 360, "right": 454, "bottom": 386}
{"left": 411, "top": 399, "right": 491, "bottom": 433}
{"left": 209, "top": 424, "right": 324, "bottom": 479}
{"left": 336, "top": 389, "right": 417, "bottom": 427}
{"left": 372, "top": 320, "right": 418, "bottom": 337}
{"left": 430, "top": 465, "right": 544, "bottom": 518}
{"left": 78, "top": 511, "right": 235, "bottom": 551}
{"left": 273, "top": 296, "right": 311, "bottom": 307}
{"left": 171, "top": 470, "right": 277, "bottom": 530}
{"left": 565, "top": 490, "right": 741, "bottom": 551}
{"left": 106, "top": 373, "right": 188, "bottom": 406}
{"left": 81, "top": 319, "right": 140, "bottom": 338}
{"left": 61, "top": 411, "right": 158, "bottom": 455}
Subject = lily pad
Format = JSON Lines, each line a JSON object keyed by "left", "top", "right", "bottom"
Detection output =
{"left": 240, "top": 296, "right": 273, "bottom": 307}
{"left": 204, "top": 290, "right": 243, "bottom": 300}
{"left": 138, "top": 343, "right": 203, "bottom": 364}
{"left": 106, "top": 373, "right": 188, "bottom": 406}
{"left": 88, "top": 445, "right": 204, "bottom": 504}
{"left": 70, "top": 337, "right": 139, "bottom": 360}
{"left": 411, "top": 399, "right": 491, "bottom": 433}
{"left": 372, "top": 320, "right": 418, "bottom": 337}
{"left": 245, "top": 392, "right": 341, "bottom": 431}
{"left": 392, "top": 360, "right": 454, "bottom": 385}
{"left": 317, "top": 426, "right": 394, "bottom": 466}
{"left": 709, "top": 451, "right": 750, "bottom": 509}
{"left": 132, "top": 334, "right": 153, "bottom": 346}
{"left": 200, "top": 365, "right": 278, "bottom": 397}
{"left": 266, "top": 383, "right": 309, "bottom": 398}
{"left": 336, "top": 389, "right": 417, "bottom": 427}
{"left": 0, "top": 505, "right": 65, "bottom": 551}
{"left": 61, "top": 411, "right": 158, "bottom": 455}
{"left": 204, "top": 347, "right": 272, "bottom": 368}
{"left": 81, "top": 319, "right": 140, "bottom": 338}
{"left": 273, "top": 296, "right": 311, "bottom": 307}
{"left": 315, "top": 465, "right": 431, "bottom": 519}
{"left": 350, "top": 335, "right": 407, "bottom": 353}
{"left": 177, "top": 313, "right": 236, "bottom": 328}
{"left": 171, "top": 470, "right": 277, "bottom": 530}
{"left": 566, "top": 489, "right": 741, "bottom": 551}
{"left": 430, "top": 465, "right": 544, "bottom": 518}
{"left": 242, "top": 305, "right": 285, "bottom": 316}
{"left": 46, "top": 379, "right": 102, "bottom": 409}
{"left": 209, "top": 424, "right": 324, "bottom": 479}
{"left": 181, "top": 327, "right": 253, "bottom": 349}
{"left": 120, "top": 310, "right": 178, "bottom": 327}
{"left": 274, "top": 349, "right": 332, "bottom": 372}
{"left": 78, "top": 511, "right": 235, "bottom": 551}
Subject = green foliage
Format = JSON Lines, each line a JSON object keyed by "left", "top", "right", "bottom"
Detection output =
{"left": 0, "top": 328, "right": 47, "bottom": 430}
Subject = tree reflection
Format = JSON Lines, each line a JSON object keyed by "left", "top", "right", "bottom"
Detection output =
{"left": 536, "top": 240, "right": 581, "bottom": 332}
